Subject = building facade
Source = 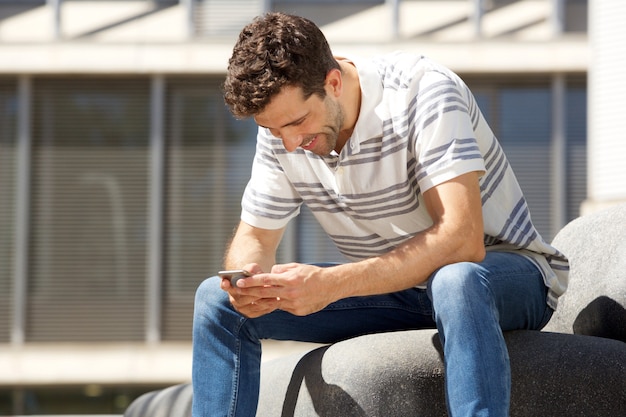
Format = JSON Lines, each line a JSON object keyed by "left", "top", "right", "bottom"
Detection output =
{"left": 0, "top": 0, "right": 598, "bottom": 414}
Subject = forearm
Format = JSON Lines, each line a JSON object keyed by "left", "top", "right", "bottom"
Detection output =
{"left": 224, "top": 238, "right": 275, "bottom": 273}
{"left": 223, "top": 221, "right": 285, "bottom": 273}
{"left": 327, "top": 222, "right": 485, "bottom": 300}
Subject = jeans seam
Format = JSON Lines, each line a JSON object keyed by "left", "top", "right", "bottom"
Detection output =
{"left": 325, "top": 288, "right": 432, "bottom": 313}
{"left": 229, "top": 316, "right": 247, "bottom": 417}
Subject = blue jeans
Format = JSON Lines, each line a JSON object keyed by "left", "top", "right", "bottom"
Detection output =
{"left": 192, "top": 252, "right": 553, "bottom": 417}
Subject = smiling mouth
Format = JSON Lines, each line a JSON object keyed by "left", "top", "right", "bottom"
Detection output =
{"left": 301, "top": 135, "right": 317, "bottom": 149}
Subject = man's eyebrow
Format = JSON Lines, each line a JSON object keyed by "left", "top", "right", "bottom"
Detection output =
{"left": 257, "top": 114, "right": 307, "bottom": 130}
{"left": 282, "top": 115, "right": 306, "bottom": 127}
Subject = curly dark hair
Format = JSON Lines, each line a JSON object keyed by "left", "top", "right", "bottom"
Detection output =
{"left": 223, "top": 13, "right": 340, "bottom": 118}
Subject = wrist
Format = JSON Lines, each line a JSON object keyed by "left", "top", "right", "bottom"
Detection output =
{"left": 324, "top": 260, "right": 373, "bottom": 300}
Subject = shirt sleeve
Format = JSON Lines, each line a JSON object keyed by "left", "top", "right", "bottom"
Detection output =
{"left": 412, "top": 71, "right": 486, "bottom": 193}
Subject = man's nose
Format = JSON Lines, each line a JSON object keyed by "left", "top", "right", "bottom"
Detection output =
{"left": 282, "top": 134, "right": 302, "bottom": 152}
{"left": 268, "top": 128, "right": 301, "bottom": 152}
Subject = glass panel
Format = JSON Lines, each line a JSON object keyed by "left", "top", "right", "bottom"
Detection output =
{"left": 161, "top": 78, "right": 345, "bottom": 340}
{"left": 0, "top": 79, "right": 17, "bottom": 343}
{"left": 499, "top": 87, "right": 553, "bottom": 240}
{"left": 194, "top": 0, "right": 264, "bottom": 37}
{"left": 469, "top": 76, "right": 588, "bottom": 241}
{"left": 467, "top": 78, "right": 555, "bottom": 241}
{"left": 565, "top": 0, "right": 588, "bottom": 32}
{"left": 28, "top": 78, "right": 150, "bottom": 342}
{"left": 565, "top": 86, "right": 587, "bottom": 221}
{"left": 162, "top": 78, "right": 257, "bottom": 340}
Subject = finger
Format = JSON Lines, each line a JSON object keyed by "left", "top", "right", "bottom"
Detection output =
{"left": 237, "top": 285, "right": 284, "bottom": 302}
{"left": 270, "top": 263, "right": 297, "bottom": 274}
{"left": 220, "top": 277, "right": 231, "bottom": 290}
{"left": 243, "top": 263, "right": 264, "bottom": 275}
{"left": 260, "top": 296, "right": 283, "bottom": 313}
{"left": 238, "top": 272, "right": 287, "bottom": 289}
{"left": 228, "top": 291, "right": 262, "bottom": 309}
{"left": 236, "top": 273, "right": 269, "bottom": 288}
{"left": 239, "top": 297, "right": 280, "bottom": 318}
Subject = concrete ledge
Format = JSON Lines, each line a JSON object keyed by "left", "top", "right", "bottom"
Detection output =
{"left": 0, "top": 40, "right": 588, "bottom": 75}
{"left": 0, "top": 343, "right": 192, "bottom": 385}
{"left": 0, "top": 340, "right": 320, "bottom": 386}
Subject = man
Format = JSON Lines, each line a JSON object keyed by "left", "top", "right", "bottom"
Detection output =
{"left": 192, "top": 12, "right": 568, "bottom": 417}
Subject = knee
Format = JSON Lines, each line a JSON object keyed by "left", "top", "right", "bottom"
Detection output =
{"left": 194, "top": 276, "right": 229, "bottom": 317}
{"left": 429, "top": 261, "right": 480, "bottom": 292}
{"left": 428, "top": 262, "right": 489, "bottom": 309}
{"left": 428, "top": 263, "right": 497, "bottom": 334}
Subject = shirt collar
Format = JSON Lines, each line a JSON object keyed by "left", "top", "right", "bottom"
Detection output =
{"left": 340, "top": 56, "right": 384, "bottom": 156}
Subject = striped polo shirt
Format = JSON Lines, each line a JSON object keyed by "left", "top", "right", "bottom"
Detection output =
{"left": 240, "top": 51, "right": 568, "bottom": 309}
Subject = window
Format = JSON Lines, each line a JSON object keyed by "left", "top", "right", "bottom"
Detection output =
{"left": 161, "top": 78, "right": 346, "bottom": 340}
{"left": 565, "top": 0, "right": 588, "bottom": 32}
{"left": 194, "top": 0, "right": 265, "bottom": 36}
{"left": 499, "top": 87, "right": 553, "bottom": 237}
{"left": 565, "top": 85, "right": 587, "bottom": 223}
{"left": 162, "top": 78, "right": 257, "bottom": 340}
{"left": 4, "top": 74, "right": 586, "bottom": 344}
{"left": 468, "top": 76, "right": 587, "bottom": 242}
{"left": 0, "top": 79, "right": 17, "bottom": 343}
{"left": 28, "top": 78, "right": 150, "bottom": 342}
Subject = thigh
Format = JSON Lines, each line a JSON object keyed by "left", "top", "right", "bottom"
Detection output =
{"left": 248, "top": 287, "right": 437, "bottom": 344}
{"left": 428, "top": 251, "right": 552, "bottom": 332}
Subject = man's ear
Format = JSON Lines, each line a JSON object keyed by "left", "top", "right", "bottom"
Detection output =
{"left": 325, "top": 68, "right": 343, "bottom": 97}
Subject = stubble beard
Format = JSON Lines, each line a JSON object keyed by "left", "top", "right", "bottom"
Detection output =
{"left": 315, "top": 98, "right": 345, "bottom": 156}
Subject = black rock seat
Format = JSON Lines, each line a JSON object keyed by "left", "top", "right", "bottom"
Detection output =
{"left": 125, "top": 203, "right": 626, "bottom": 417}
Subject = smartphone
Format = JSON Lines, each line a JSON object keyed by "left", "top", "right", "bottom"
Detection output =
{"left": 218, "top": 269, "right": 253, "bottom": 287}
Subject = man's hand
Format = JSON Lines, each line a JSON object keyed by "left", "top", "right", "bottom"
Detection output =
{"left": 220, "top": 263, "right": 276, "bottom": 318}
{"left": 222, "top": 263, "right": 337, "bottom": 318}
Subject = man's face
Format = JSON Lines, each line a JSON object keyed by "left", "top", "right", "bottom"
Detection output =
{"left": 254, "top": 85, "right": 345, "bottom": 156}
